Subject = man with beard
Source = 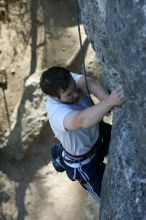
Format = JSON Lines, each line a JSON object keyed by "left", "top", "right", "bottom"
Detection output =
{"left": 40, "top": 66, "right": 124, "bottom": 203}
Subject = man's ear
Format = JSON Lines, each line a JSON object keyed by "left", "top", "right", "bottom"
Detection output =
{"left": 59, "top": 89, "right": 64, "bottom": 95}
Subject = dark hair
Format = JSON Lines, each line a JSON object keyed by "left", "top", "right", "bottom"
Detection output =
{"left": 40, "top": 66, "right": 72, "bottom": 97}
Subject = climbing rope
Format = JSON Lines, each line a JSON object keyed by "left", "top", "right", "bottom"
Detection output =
{"left": 0, "top": 69, "right": 11, "bottom": 131}
{"left": 74, "top": 0, "right": 94, "bottom": 105}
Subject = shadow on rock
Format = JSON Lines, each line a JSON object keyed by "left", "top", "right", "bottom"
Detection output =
{"left": 0, "top": 123, "right": 57, "bottom": 220}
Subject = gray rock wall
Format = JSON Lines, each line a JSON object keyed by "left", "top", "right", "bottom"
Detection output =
{"left": 78, "top": 0, "right": 146, "bottom": 219}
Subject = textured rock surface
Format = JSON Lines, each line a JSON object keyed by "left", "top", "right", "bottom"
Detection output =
{"left": 78, "top": 0, "right": 146, "bottom": 219}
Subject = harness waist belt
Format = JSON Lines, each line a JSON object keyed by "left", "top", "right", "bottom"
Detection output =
{"left": 63, "top": 135, "right": 102, "bottom": 162}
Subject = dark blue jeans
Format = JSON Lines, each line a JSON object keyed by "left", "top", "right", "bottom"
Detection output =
{"left": 64, "top": 155, "right": 106, "bottom": 203}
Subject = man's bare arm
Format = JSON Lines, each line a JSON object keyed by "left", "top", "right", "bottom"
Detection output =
{"left": 64, "top": 85, "right": 124, "bottom": 130}
{"left": 78, "top": 76, "right": 109, "bottom": 101}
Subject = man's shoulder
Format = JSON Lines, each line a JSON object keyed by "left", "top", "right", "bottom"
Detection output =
{"left": 46, "top": 98, "right": 74, "bottom": 131}
{"left": 70, "top": 72, "right": 83, "bottom": 84}
{"left": 46, "top": 97, "right": 72, "bottom": 118}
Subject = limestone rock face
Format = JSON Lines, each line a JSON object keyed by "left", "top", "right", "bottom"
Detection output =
{"left": 1, "top": 72, "right": 47, "bottom": 159}
{"left": 78, "top": 0, "right": 146, "bottom": 219}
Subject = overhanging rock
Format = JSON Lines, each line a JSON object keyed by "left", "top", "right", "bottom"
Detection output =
{"left": 78, "top": 0, "right": 146, "bottom": 219}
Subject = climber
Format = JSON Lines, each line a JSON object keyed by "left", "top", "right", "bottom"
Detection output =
{"left": 40, "top": 66, "right": 124, "bottom": 203}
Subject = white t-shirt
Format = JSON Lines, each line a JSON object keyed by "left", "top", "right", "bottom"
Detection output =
{"left": 46, "top": 72, "right": 99, "bottom": 156}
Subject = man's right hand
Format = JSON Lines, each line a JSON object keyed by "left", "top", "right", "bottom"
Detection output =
{"left": 107, "top": 85, "right": 125, "bottom": 107}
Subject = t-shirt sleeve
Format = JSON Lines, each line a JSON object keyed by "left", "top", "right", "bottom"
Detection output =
{"left": 51, "top": 106, "right": 73, "bottom": 132}
{"left": 70, "top": 72, "right": 82, "bottom": 85}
